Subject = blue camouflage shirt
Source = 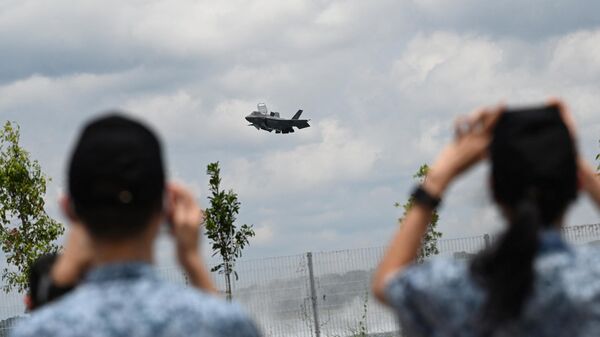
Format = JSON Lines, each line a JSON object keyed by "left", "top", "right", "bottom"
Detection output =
{"left": 385, "top": 231, "right": 600, "bottom": 337}
{"left": 11, "top": 262, "right": 261, "bottom": 337}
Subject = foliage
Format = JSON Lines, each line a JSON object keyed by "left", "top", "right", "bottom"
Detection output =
{"left": 0, "top": 121, "right": 64, "bottom": 293}
{"left": 348, "top": 289, "right": 369, "bottom": 337}
{"left": 204, "top": 161, "right": 255, "bottom": 300}
{"left": 328, "top": 288, "right": 369, "bottom": 337}
{"left": 394, "top": 164, "right": 442, "bottom": 262}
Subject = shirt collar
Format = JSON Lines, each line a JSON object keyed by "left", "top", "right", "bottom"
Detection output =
{"left": 85, "top": 262, "right": 157, "bottom": 283}
{"left": 538, "top": 229, "right": 569, "bottom": 255}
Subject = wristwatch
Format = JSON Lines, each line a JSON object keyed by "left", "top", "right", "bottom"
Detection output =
{"left": 411, "top": 185, "right": 442, "bottom": 210}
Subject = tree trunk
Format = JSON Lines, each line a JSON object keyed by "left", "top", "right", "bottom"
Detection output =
{"left": 224, "top": 262, "right": 232, "bottom": 302}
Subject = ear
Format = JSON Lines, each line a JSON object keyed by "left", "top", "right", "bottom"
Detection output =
{"left": 60, "top": 195, "right": 79, "bottom": 222}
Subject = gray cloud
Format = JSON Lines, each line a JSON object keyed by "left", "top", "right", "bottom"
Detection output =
{"left": 1, "top": 0, "right": 599, "bottom": 265}
{"left": 409, "top": 0, "right": 600, "bottom": 39}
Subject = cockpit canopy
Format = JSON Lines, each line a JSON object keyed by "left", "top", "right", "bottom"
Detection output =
{"left": 253, "top": 103, "right": 280, "bottom": 117}
{"left": 257, "top": 103, "right": 268, "bottom": 114}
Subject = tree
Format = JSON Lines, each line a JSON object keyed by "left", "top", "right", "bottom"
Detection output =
{"left": 394, "top": 164, "right": 442, "bottom": 261}
{"left": 0, "top": 121, "right": 64, "bottom": 292}
{"left": 204, "top": 162, "right": 255, "bottom": 301}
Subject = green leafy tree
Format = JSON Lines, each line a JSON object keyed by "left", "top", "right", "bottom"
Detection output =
{"left": 394, "top": 164, "right": 442, "bottom": 262}
{"left": 0, "top": 121, "right": 64, "bottom": 292}
{"left": 204, "top": 162, "right": 255, "bottom": 301}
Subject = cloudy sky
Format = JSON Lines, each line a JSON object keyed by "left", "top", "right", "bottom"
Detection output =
{"left": 1, "top": 0, "right": 600, "bottom": 269}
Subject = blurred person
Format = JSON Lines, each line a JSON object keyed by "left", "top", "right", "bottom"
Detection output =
{"left": 25, "top": 224, "right": 93, "bottom": 311}
{"left": 373, "top": 100, "right": 600, "bottom": 336}
{"left": 25, "top": 253, "right": 62, "bottom": 311}
{"left": 11, "top": 114, "right": 260, "bottom": 337}
{"left": 26, "top": 214, "right": 217, "bottom": 311}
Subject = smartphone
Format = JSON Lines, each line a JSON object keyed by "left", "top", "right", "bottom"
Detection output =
{"left": 492, "top": 104, "right": 573, "bottom": 165}
{"left": 502, "top": 104, "right": 560, "bottom": 121}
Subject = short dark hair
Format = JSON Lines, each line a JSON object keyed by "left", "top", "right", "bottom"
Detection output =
{"left": 490, "top": 106, "right": 577, "bottom": 223}
{"left": 68, "top": 113, "right": 165, "bottom": 240}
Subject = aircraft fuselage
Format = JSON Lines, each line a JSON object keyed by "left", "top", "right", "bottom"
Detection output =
{"left": 245, "top": 107, "right": 310, "bottom": 134}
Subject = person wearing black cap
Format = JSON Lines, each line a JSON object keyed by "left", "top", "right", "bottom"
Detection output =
{"left": 372, "top": 99, "right": 600, "bottom": 336}
{"left": 11, "top": 114, "right": 261, "bottom": 337}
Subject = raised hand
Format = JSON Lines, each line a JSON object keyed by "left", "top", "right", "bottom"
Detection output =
{"left": 166, "top": 183, "right": 217, "bottom": 293}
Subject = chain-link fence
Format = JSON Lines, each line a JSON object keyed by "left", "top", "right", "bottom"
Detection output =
{"left": 207, "top": 223, "right": 600, "bottom": 337}
{"left": 1, "top": 223, "right": 600, "bottom": 337}
{"left": 0, "top": 288, "right": 24, "bottom": 337}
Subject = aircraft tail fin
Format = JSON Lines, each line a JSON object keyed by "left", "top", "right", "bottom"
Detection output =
{"left": 292, "top": 110, "right": 303, "bottom": 120}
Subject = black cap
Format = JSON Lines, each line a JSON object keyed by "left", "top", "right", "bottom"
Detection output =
{"left": 68, "top": 113, "right": 165, "bottom": 237}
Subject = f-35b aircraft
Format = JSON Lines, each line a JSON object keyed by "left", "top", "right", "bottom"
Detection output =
{"left": 245, "top": 103, "right": 310, "bottom": 134}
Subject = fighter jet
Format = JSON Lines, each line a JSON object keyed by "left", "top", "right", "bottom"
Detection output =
{"left": 245, "top": 103, "right": 310, "bottom": 134}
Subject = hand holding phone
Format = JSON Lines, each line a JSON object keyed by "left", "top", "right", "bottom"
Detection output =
{"left": 166, "top": 183, "right": 204, "bottom": 261}
{"left": 425, "top": 105, "right": 503, "bottom": 197}
{"left": 165, "top": 183, "right": 217, "bottom": 293}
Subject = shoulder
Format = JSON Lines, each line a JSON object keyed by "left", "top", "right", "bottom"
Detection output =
{"left": 384, "top": 257, "right": 480, "bottom": 335}
{"left": 156, "top": 283, "right": 242, "bottom": 315}
{"left": 385, "top": 257, "right": 471, "bottom": 303}
{"left": 10, "top": 286, "right": 101, "bottom": 337}
{"left": 557, "top": 245, "right": 600, "bottom": 300}
{"left": 155, "top": 285, "right": 261, "bottom": 337}
{"left": 536, "top": 244, "right": 600, "bottom": 280}
{"left": 572, "top": 244, "right": 600, "bottom": 267}
{"left": 12, "top": 283, "right": 260, "bottom": 337}
{"left": 9, "top": 302, "right": 72, "bottom": 337}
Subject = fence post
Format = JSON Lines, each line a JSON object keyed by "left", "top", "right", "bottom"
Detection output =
{"left": 307, "top": 252, "right": 321, "bottom": 337}
{"left": 484, "top": 234, "right": 490, "bottom": 249}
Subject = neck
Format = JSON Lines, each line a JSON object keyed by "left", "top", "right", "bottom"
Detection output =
{"left": 91, "top": 237, "right": 154, "bottom": 266}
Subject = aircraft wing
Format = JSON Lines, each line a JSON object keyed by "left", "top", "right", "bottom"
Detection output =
{"left": 294, "top": 120, "right": 310, "bottom": 129}
{"left": 266, "top": 117, "right": 310, "bottom": 133}
{"left": 267, "top": 119, "right": 290, "bottom": 129}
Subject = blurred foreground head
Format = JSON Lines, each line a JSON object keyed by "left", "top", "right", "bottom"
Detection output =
{"left": 473, "top": 104, "right": 578, "bottom": 330}
{"left": 68, "top": 114, "right": 165, "bottom": 240}
{"left": 490, "top": 105, "right": 577, "bottom": 221}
